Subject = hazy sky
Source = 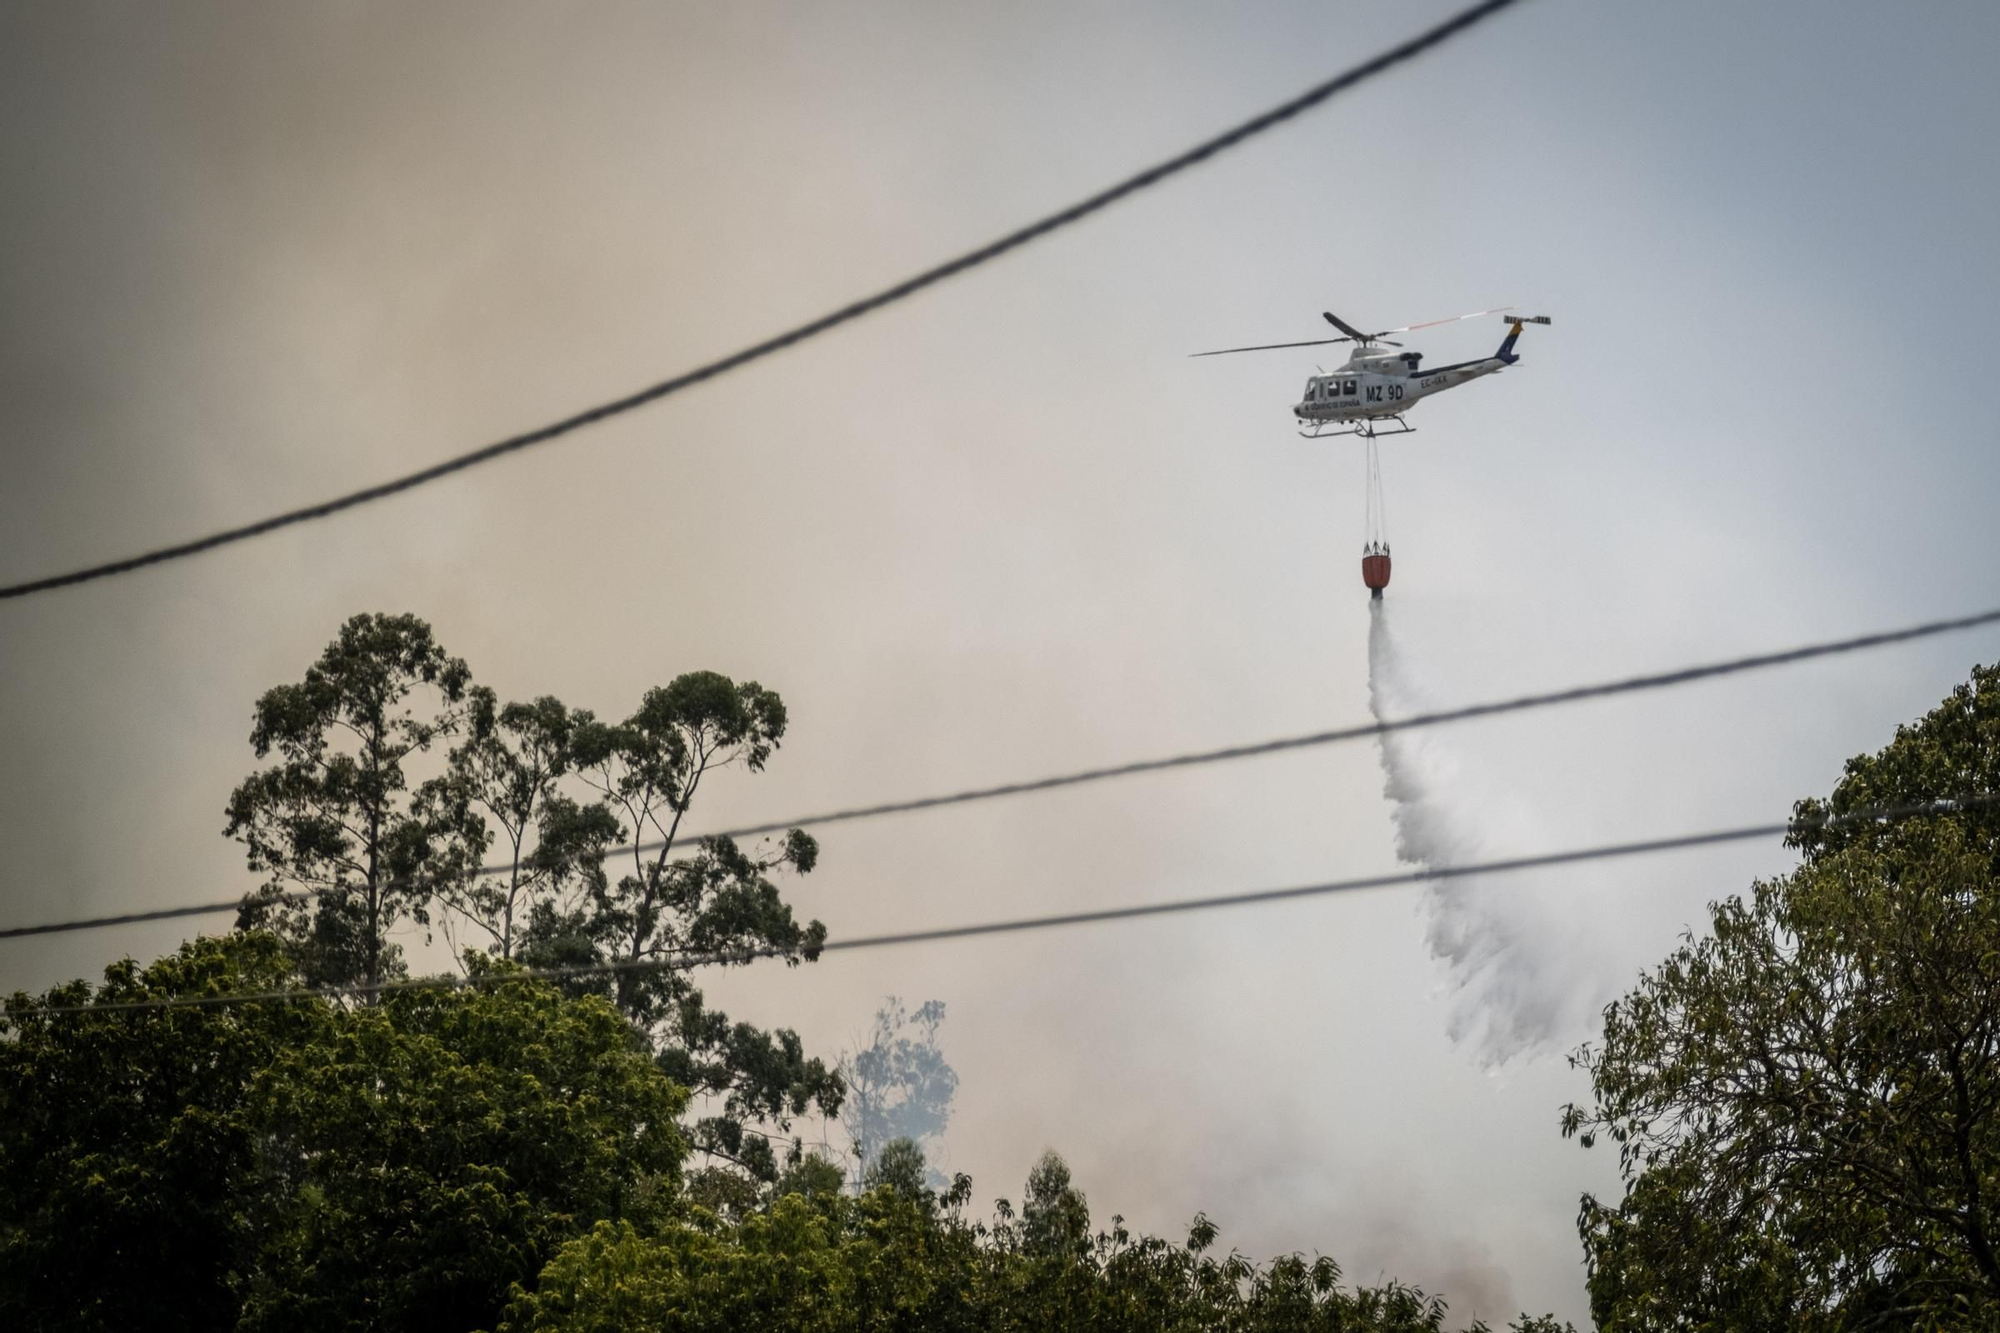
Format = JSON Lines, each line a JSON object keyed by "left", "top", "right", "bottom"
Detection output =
{"left": 6, "top": 2, "right": 2000, "bottom": 1324}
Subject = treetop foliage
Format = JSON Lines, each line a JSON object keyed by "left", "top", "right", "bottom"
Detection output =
{"left": 496, "top": 1139, "right": 1570, "bottom": 1333}
{"left": 0, "top": 933, "right": 683, "bottom": 1332}
{"left": 222, "top": 613, "right": 836, "bottom": 1184}
{"left": 1790, "top": 660, "right": 2000, "bottom": 866}
{"left": 228, "top": 612, "right": 481, "bottom": 990}
{"left": 1567, "top": 661, "right": 2000, "bottom": 1329}
{"left": 2, "top": 938, "right": 1565, "bottom": 1332}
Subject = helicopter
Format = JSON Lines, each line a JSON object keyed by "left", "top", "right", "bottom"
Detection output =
{"left": 1193, "top": 307, "right": 1551, "bottom": 438}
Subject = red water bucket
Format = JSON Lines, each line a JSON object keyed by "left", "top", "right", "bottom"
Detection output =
{"left": 1361, "top": 552, "right": 1391, "bottom": 595}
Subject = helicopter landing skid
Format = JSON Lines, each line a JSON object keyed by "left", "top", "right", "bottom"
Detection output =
{"left": 1299, "top": 415, "right": 1414, "bottom": 441}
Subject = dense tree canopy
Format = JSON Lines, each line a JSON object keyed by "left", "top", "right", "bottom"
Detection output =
{"left": 1565, "top": 664, "right": 2000, "bottom": 1329}
{"left": 497, "top": 1146, "right": 1573, "bottom": 1333}
{"left": 0, "top": 934, "right": 317, "bottom": 1332}
{"left": 234, "top": 965, "right": 686, "bottom": 1330}
{"left": 0, "top": 934, "right": 684, "bottom": 1333}
{"left": 3, "top": 943, "right": 1566, "bottom": 1332}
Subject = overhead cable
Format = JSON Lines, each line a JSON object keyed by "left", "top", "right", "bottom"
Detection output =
{"left": 3, "top": 601, "right": 1994, "bottom": 944}
{"left": 8, "top": 792, "right": 1991, "bottom": 1018}
{"left": 0, "top": 0, "right": 1524, "bottom": 601}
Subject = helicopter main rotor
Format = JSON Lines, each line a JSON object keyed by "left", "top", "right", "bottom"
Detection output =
{"left": 1190, "top": 306, "right": 1517, "bottom": 358}
{"left": 1319, "top": 311, "right": 1400, "bottom": 347}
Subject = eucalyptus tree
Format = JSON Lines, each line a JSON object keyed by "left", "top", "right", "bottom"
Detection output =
{"left": 443, "top": 689, "right": 619, "bottom": 960}
{"left": 840, "top": 997, "right": 958, "bottom": 1188}
{"left": 230, "top": 619, "right": 839, "bottom": 1181}
{"left": 519, "top": 671, "right": 842, "bottom": 1181}
{"left": 228, "top": 612, "right": 479, "bottom": 992}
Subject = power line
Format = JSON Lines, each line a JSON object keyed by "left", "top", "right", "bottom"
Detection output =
{"left": 4, "top": 601, "right": 1995, "bottom": 944}
{"left": 623, "top": 603, "right": 2000, "bottom": 846}
{"left": 9, "top": 793, "right": 1991, "bottom": 1018}
{"left": 0, "top": 0, "right": 1525, "bottom": 602}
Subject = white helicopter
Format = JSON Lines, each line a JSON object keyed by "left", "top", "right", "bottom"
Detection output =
{"left": 1193, "top": 307, "right": 1551, "bottom": 438}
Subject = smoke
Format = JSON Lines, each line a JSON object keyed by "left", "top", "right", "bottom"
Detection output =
{"left": 1343, "top": 1209, "right": 1517, "bottom": 1326}
{"left": 1366, "top": 600, "right": 1591, "bottom": 1063}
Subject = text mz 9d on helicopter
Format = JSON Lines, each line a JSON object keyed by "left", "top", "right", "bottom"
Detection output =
{"left": 1193, "top": 307, "right": 1551, "bottom": 598}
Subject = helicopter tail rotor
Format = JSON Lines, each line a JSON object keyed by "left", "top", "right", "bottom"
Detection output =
{"left": 1494, "top": 314, "right": 1550, "bottom": 364}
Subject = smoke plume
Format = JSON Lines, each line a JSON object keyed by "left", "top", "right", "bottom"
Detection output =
{"left": 1366, "top": 600, "right": 1589, "bottom": 1063}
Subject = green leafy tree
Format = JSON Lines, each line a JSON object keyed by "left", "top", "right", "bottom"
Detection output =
{"left": 774, "top": 1152, "right": 849, "bottom": 1204}
{"left": 0, "top": 934, "right": 329, "bottom": 1333}
{"left": 235, "top": 966, "right": 686, "bottom": 1332}
{"left": 0, "top": 938, "right": 686, "bottom": 1333}
{"left": 1022, "top": 1149, "right": 1094, "bottom": 1262}
{"left": 228, "top": 612, "right": 477, "bottom": 991}
{"left": 499, "top": 1149, "right": 1569, "bottom": 1333}
{"left": 444, "top": 689, "right": 620, "bottom": 960}
{"left": 493, "top": 1201, "right": 856, "bottom": 1333}
{"left": 864, "top": 1137, "right": 932, "bottom": 1200}
{"left": 531, "top": 671, "right": 840, "bottom": 1182}
{"left": 1564, "top": 663, "right": 2000, "bottom": 1329}
{"left": 231, "top": 619, "right": 839, "bottom": 1184}
{"left": 986, "top": 1149, "right": 1101, "bottom": 1328}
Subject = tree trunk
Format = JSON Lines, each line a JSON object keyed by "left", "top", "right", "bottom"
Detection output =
{"left": 365, "top": 715, "right": 384, "bottom": 996}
